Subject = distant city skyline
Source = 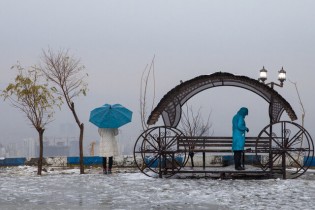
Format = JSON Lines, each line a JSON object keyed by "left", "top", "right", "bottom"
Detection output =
{"left": 0, "top": 133, "right": 132, "bottom": 158}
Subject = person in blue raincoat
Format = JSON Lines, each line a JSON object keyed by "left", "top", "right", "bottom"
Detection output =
{"left": 232, "top": 107, "right": 249, "bottom": 170}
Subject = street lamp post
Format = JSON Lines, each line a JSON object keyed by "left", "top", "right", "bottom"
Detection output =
{"left": 259, "top": 66, "right": 287, "bottom": 88}
{"left": 258, "top": 66, "right": 287, "bottom": 178}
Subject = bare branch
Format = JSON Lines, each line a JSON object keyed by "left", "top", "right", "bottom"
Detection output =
{"left": 40, "top": 48, "right": 88, "bottom": 127}
{"left": 139, "top": 55, "right": 156, "bottom": 131}
{"left": 289, "top": 80, "right": 306, "bottom": 127}
{"left": 179, "top": 104, "right": 213, "bottom": 137}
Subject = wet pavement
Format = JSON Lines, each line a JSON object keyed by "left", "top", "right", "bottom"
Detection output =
{"left": 0, "top": 167, "right": 315, "bottom": 210}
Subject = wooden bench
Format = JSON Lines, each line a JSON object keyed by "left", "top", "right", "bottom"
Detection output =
{"left": 177, "top": 136, "right": 271, "bottom": 169}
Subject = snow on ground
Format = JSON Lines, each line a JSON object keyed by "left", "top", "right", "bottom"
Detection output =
{"left": 1, "top": 166, "right": 315, "bottom": 210}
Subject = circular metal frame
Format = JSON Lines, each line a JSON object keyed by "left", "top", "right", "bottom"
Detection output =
{"left": 133, "top": 126, "right": 188, "bottom": 178}
{"left": 255, "top": 121, "right": 314, "bottom": 179}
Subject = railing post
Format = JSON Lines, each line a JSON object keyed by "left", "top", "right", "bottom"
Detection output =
{"left": 158, "top": 136, "right": 162, "bottom": 178}
{"left": 172, "top": 152, "right": 175, "bottom": 174}
{"left": 203, "top": 137, "right": 205, "bottom": 169}
{"left": 282, "top": 122, "right": 287, "bottom": 179}
{"left": 269, "top": 88, "right": 274, "bottom": 175}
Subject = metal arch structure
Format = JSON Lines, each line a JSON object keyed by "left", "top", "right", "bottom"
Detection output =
{"left": 147, "top": 72, "right": 297, "bottom": 127}
{"left": 135, "top": 71, "right": 313, "bottom": 179}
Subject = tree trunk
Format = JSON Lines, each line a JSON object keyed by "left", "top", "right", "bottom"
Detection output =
{"left": 189, "top": 152, "right": 195, "bottom": 167}
{"left": 37, "top": 128, "right": 45, "bottom": 175}
{"left": 79, "top": 123, "right": 84, "bottom": 174}
{"left": 69, "top": 102, "right": 85, "bottom": 174}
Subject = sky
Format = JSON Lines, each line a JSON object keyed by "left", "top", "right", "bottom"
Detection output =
{"left": 0, "top": 0, "right": 314, "bottom": 154}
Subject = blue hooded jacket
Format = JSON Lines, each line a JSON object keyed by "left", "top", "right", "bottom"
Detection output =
{"left": 232, "top": 107, "right": 248, "bottom": 151}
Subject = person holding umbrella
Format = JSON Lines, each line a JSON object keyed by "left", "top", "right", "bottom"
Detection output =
{"left": 98, "top": 128, "right": 118, "bottom": 174}
{"left": 89, "top": 104, "right": 132, "bottom": 174}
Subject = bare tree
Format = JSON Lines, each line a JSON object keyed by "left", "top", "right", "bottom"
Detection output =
{"left": 139, "top": 56, "right": 156, "bottom": 171}
{"left": 289, "top": 80, "right": 306, "bottom": 163}
{"left": 179, "top": 105, "right": 212, "bottom": 136}
{"left": 40, "top": 48, "right": 88, "bottom": 174}
{"left": 289, "top": 80, "right": 306, "bottom": 127}
{"left": 139, "top": 55, "right": 156, "bottom": 131}
{"left": 179, "top": 104, "right": 213, "bottom": 167}
{"left": 2, "top": 63, "right": 60, "bottom": 175}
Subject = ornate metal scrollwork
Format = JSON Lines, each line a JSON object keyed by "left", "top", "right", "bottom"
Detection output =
{"left": 148, "top": 72, "right": 297, "bottom": 127}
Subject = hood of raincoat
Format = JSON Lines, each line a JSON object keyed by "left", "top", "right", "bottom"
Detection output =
{"left": 237, "top": 107, "right": 248, "bottom": 117}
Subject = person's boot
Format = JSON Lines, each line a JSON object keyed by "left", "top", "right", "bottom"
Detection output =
{"left": 234, "top": 152, "right": 239, "bottom": 170}
{"left": 234, "top": 151, "right": 244, "bottom": 170}
{"left": 240, "top": 151, "right": 245, "bottom": 170}
{"left": 108, "top": 157, "right": 113, "bottom": 174}
{"left": 103, "top": 168, "right": 107, "bottom": 174}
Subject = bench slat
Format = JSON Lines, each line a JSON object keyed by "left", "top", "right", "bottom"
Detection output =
{"left": 178, "top": 136, "right": 270, "bottom": 140}
{"left": 178, "top": 141, "right": 269, "bottom": 144}
{"left": 177, "top": 149, "right": 269, "bottom": 153}
{"left": 177, "top": 136, "right": 271, "bottom": 154}
{"left": 178, "top": 142, "right": 256, "bottom": 147}
{"left": 178, "top": 139, "right": 270, "bottom": 141}
{"left": 178, "top": 142, "right": 269, "bottom": 146}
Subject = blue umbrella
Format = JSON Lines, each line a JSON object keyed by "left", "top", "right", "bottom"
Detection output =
{"left": 89, "top": 104, "right": 132, "bottom": 128}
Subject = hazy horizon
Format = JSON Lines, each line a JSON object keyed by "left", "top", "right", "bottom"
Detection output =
{"left": 1, "top": 1, "right": 314, "bottom": 155}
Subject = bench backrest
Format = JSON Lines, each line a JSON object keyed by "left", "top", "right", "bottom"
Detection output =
{"left": 177, "top": 136, "right": 270, "bottom": 153}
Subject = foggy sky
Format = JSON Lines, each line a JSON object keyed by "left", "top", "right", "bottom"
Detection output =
{"left": 1, "top": 0, "right": 314, "bottom": 154}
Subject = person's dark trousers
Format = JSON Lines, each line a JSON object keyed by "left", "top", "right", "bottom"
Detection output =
{"left": 234, "top": 151, "right": 243, "bottom": 170}
{"left": 103, "top": 157, "right": 113, "bottom": 173}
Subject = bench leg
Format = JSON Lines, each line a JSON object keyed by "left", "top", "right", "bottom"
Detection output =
{"left": 220, "top": 172, "right": 226, "bottom": 179}
{"left": 189, "top": 152, "right": 194, "bottom": 167}
{"left": 172, "top": 153, "right": 174, "bottom": 174}
{"left": 203, "top": 152, "right": 205, "bottom": 169}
